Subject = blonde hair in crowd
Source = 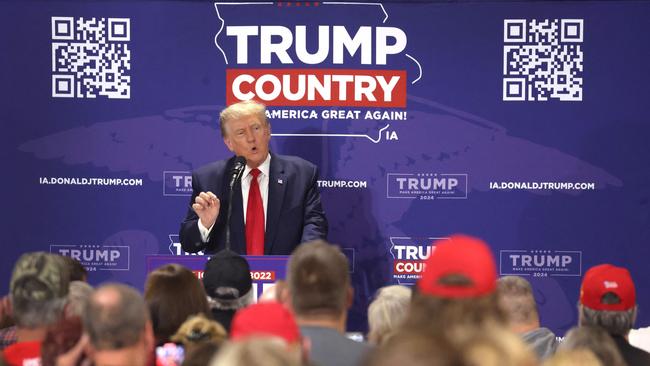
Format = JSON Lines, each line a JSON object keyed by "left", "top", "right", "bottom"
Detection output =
{"left": 542, "top": 349, "right": 603, "bottom": 366}
{"left": 209, "top": 337, "right": 301, "bottom": 366}
{"left": 367, "top": 285, "right": 412, "bottom": 345}
{"left": 457, "top": 325, "right": 538, "bottom": 366}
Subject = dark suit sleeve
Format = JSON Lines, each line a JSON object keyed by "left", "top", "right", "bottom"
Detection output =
{"left": 179, "top": 171, "right": 208, "bottom": 253}
{"left": 300, "top": 165, "right": 328, "bottom": 242}
{"left": 180, "top": 163, "right": 231, "bottom": 254}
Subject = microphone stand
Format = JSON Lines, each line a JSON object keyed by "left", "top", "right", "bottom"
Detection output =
{"left": 225, "top": 162, "right": 245, "bottom": 250}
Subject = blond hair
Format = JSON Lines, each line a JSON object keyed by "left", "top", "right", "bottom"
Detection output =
{"left": 219, "top": 100, "right": 268, "bottom": 137}
{"left": 542, "top": 350, "right": 602, "bottom": 366}
{"left": 209, "top": 337, "right": 301, "bottom": 366}
{"left": 456, "top": 325, "right": 539, "bottom": 366}
{"left": 368, "top": 285, "right": 412, "bottom": 345}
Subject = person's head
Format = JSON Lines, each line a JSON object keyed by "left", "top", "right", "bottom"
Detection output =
{"left": 82, "top": 283, "right": 154, "bottom": 366}
{"left": 367, "top": 285, "right": 412, "bottom": 345}
{"left": 170, "top": 313, "right": 227, "bottom": 353}
{"left": 10, "top": 252, "right": 70, "bottom": 329}
{"left": 203, "top": 249, "right": 253, "bottom": 311}
{"left": 542, "top": 349, "right": 602, "bottom": 366}
{"left": 578, "top": 264, "right": 637, "bottom": 336}
{"left": 144, "top": 264, "right": 211, "bottom": 345}
{"left": 455, "top": 324, "right": 538, "bottom": 366}
{"left": 210, "top": 337, "right": 302, "bottom": 366}
{"left": 219, "top": 100, "right": 271, "bottom": 169}
{"left": 65, "top": 281, "right": 93, "bottom": 318}
{"left": 61, "top": 255, "right": 88, "bottom": 282}
{"left": 497, "top": 275, "right": 540, "bottom": 332}
{"left": 363, "top": 329, "right": 463, "bottom": 366}
{"left": 560, "top": 325, "right": 626, "bottom": 366}
{"left": 287, "top": 240, "right": 352, "bottom": 322}
{"left": 405, "top": 235, "right": 504, "bottom": 333}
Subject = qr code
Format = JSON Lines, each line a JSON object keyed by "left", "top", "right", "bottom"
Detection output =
{"left": 503, "top": 19, "right": 583, "bottom": 101}
{"left": 51, "top": 17, "right": 131, "bottom": 99}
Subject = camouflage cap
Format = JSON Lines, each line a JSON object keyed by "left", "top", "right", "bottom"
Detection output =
{"left": 10, "top": 252, "right": 70, "bottom": 303}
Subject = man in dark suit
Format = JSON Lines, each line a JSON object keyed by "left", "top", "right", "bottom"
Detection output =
{"left": 179, "top": 100, "right": 327, "bottom": 255}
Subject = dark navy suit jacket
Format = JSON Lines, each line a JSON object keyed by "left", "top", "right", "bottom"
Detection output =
{"left": 179, "top": 154, "right": 328, "bottom": 255}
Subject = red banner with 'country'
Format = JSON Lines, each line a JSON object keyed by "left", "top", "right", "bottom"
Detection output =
{"left": 226, "top": 68, "right": 407, "bottom": 107}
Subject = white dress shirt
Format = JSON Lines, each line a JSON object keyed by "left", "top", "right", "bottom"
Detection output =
{"left": 198, "top": 154, "right": 271, "bottom": 242}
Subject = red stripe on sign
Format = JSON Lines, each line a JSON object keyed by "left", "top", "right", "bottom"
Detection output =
{"left": 393, "top": 260, "right": 426, "bottom": 275}
{"left": 250, "top": 271, "right": 276, "bottom": 281}
{"left": 226, "top": 68, "right": 407, "bottom": 107}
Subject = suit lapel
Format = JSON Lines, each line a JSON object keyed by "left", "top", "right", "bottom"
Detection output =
{"left": 266, "top": 154, "right": 286, "bottom": 254}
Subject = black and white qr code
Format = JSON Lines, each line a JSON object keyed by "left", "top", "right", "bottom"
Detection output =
{"left": 51, "top": 17, "right": 131, "bottom": 99}
{"left": 503, "top": 19, "right": 583, "bottom": 102}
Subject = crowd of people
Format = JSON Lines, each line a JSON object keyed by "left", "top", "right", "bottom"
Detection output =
{"left": 0, "top": 235, "right": 649, "bottom": 366}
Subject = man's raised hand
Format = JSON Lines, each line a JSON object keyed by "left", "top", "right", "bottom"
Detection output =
{"left": 192, "top": 191, "right": 220, "bottom": 229}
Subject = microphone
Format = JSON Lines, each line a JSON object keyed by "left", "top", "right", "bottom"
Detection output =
{"left": 229, "top": 156, "right": 247, "bottom": 188}
{"left": 225, "top": 156, "right": 246, "bottom": 250}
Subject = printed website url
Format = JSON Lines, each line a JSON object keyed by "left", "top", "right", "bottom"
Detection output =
{"left": 489, "top": 181, "right": 595, "bottom": 190}
{"left": 317, "top": 180, "right": 367, "bottom": 189}
{"left": 39, "top": 177, "right": 143, "bottom": 187}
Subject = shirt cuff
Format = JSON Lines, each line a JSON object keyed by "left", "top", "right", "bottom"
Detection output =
{"left": 197, "top": 220, "right": 214, "bottom": 243}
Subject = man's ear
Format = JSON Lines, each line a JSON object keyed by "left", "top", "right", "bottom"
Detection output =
{"left": 279, "top": 286, "right": 292, "bottom": 310}
{"left": 143, "top": 320, "right": 155, "bottom": 351}
{"left": 223, "top": 136, "right": 235, "bottom": 153}
{"left": 346, "top": 286, "right": 354, "bottom": 309}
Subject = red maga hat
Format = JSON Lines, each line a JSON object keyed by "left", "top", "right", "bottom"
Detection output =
{"left": 417, "top": 234, "right": 497, "bottom": 298}
{"left": 230, "top": 302, "right": 301, "bottom": 343}
{"left": 580, "top": 264, "right": 636, "bottom": 311}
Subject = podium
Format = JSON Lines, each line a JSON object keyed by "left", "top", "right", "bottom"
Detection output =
{"left": 146, "top": 255, "right": 288, "bottom": 302}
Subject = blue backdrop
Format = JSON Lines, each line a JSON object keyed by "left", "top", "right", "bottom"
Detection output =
{"left": 1, "top": 1, "right": 649, "bottom": 334}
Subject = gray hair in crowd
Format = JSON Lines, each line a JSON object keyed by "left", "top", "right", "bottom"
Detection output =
{"left": 560, "top": 325, "right": 626, "bottom": 366}
{"left": 579, "top": 305, "right": 637, "bottom": 336}
{"left": 12, "top": 297, "right": 67, "bottom": 328}
{"left": 66, "top": 281, "right": 93, "bottom": 318}
{"left": 82, "top": 283, "right": 150, "bottom": 350}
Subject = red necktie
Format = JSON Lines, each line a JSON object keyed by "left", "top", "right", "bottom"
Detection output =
{"left": 246, "top": 168, "right": 265, "bottom": 255}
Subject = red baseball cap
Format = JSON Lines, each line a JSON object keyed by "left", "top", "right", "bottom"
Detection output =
{"left": 230, "top": 302, "right": 301, "bottom": 343}
{"left": 580, "top": 264, "right": 636, "bottom": 311}
{"left": 417, "top": 234, "right": 497, "bottom": 298}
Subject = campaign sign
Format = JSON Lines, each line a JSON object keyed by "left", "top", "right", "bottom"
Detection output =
{"left": 52, "top": 244, "right": 130, "bottom": 271}
{"left": 387, "top": 173, "right": 468, "bottom": 200}
{"left": 500, "top": 250, "right": 582, "bottom": 277}
{"left": 163, "top": 171, "right": 192, "bottom": 196}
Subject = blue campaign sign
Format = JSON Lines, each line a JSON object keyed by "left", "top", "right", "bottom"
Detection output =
{"left": 1, "top": 1, "right": 650, "bottom": 334}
